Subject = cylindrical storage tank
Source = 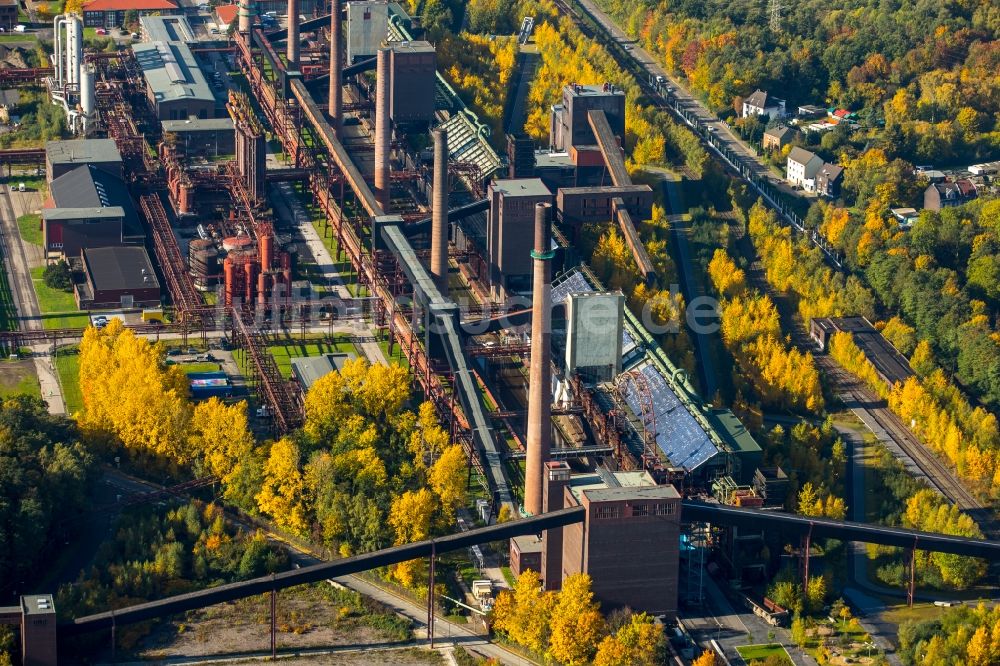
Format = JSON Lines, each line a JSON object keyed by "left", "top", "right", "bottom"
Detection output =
{"left": 67, "top": 15, "right": 82, "bottom": 86}
{"left": 178, "top": 182, "right": 194, "bottom": 215}
{"left": 257, "top": 272, "right": 268, "bottom": 305}
{"left": 244, "top": 259, "right": 257, "bottom": 303}
{"left": 53, "top": 15, "right": 65, "bottom": 88}
{"left": 259, "top": 232, "right": 273, "bottom": 273}
{"left": 80, "top": 65, "right": 95, "bottom": 116}
{"left": 189, "top": 239, "right": 219, "bottom": 291}
{"left": 222, "top": 235, "right": 254, "bottom": 252}
{"left": 223, "top": 256, "right": 236, "bottom": 306}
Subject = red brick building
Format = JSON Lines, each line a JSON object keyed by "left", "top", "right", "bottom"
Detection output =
{"left": 82, "top": 0, "right": 179, "bottom": 29}
{"left": 540, "top": 462, "right": 680, "bottom": 617}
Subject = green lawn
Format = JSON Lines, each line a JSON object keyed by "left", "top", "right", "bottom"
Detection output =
{"left": 17, "top": 213, "right": 41, "bottom": 246}
{"left": 0, "top": 360, "right": 40, "bottom": 399}
{"left": 0, "top": 34, "right": 38, "bottom": 45}
{"left": 377, "top": 339, "right": 411, "bottom": 369}
{"left": 54, "top": 348, "right": 82, "bottom": 415}
{"left": 233, "top": 336, "right": 358, "bottom": 379}
{"left": 266, "top": 338, "right": 358, "bottom": 378}
{"left": 41, "top": 312, "right": 91, "bottom": 330}
{"left": 30, "top": 266, "right": 78, "bottom": 313}
{"left": 736, "top": 644, "right": 792, "bottom": 662}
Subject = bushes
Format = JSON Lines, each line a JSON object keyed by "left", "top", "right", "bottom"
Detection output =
{"left": 42, "top": 260, "right": 72, "bottom": 292}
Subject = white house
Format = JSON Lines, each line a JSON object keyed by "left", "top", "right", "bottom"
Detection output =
{"left": 786, "top": 147, "right": 824, "bottom": 192}
{"left": 742, "top": 90, "right": 786, "bottom": 119}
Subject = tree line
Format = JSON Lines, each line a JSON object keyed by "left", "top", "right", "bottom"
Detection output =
{"left": 77, "top": 321, "right": 468, "bottom": 594}
{"left": 492, "top": 570, "right": 665, "bottom": 666}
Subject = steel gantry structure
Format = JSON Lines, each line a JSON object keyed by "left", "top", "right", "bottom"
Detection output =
{"left": 231, "top": 29, "right": 516, "bottom": 510}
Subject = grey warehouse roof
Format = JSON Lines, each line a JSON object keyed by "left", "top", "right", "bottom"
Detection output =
{"left": 83, "top": 247, "right": 161, "bottom": 292}
{"left": 43, "top": 206, "right": 125, "bottom": 221}
{"left": 140, "top": 15, "right": 195, "bottom": 43}
{"left": 46, "top": 138, "right": 122, "bottom": 166}
{"left": 49, "top": 165, "right": 143, "bottom": 238}
{"left": 490, "top": 177, "right": 551, "bottom": 198}
{"left": 133, "top": 41, "right": 215, "bottom": 104}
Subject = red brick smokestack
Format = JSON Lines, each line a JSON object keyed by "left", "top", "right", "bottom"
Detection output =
{"left": 374, "top": 47, "right": 392, "bottom": 212}
{"left": 286, "top": 0, "right": 300, "bottom": 68}
{"left": 430, "top": 127, "right": 448, "bottom": 292}
{"left": 524, "top": 202, "right": 553, "bottom": 516}
{"left": 328, "top": 0, "right": 343, "bottom": 137}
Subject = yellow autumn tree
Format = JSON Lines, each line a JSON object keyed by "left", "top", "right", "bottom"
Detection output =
{"left": 593, "top": 612, "right": 664, "bottom": 666}
{"left": 78, "top": 320, "right": 191, "bottom": 462}
{"left": 691, "top": 650, "right": 716, "bottom": 666}
{"left": 256, "top": 438, "right": 309, "bottom": 533}
{"left": 548, "top": 573, "right": 608, "bottom": 666}
{"left": 492, "top": 569, "right": 557, "bottom": 655}
{"left": 389, "top": 488, "right": 438, "bottom": 588}
{"left": 707, "top": 249, "right": 746, "bottom": 299}
{"left": 189, "top": 397, "right": 255, "bottom": 490}
{"left": 429, "top": 445, "right": 467, "bottom": 523}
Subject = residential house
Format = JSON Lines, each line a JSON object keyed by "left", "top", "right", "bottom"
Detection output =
{"left": 924, "top": 180, "right": 978, "bottom": 211}
{"left": 213, "top": 4, "right": 238, "bottom": 32}
{"left": 815, "top": 163, "right": 844, "bottom": 198}
{"left": 786, "top": 147, "right": 824, "bottom": 192}
{"left": 83, "top": 0, "right": 180, "bottom": 29}
{"left": 762, "top": 125, "right": 795, "bottom": 151}
{"left": 742, "top": 90, "right": 786, "bottom": 119}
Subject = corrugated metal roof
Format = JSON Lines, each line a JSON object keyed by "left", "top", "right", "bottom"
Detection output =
{"left": 133, "top": 40, "right": 214, "bottom": 104}
{"left": 437, "top": 112, "right": 502, "bottom": 180}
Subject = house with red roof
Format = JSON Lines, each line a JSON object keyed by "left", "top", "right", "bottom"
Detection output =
{"left": 214, "top": 4, "right": 239, "bottom": 32}
{"left": 83, "top": 0, "right": 180, "bottom": 29}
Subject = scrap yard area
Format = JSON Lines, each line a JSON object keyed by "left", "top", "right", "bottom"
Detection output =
{"left": 0, "top": 1, "right": 996, "bottom": 666}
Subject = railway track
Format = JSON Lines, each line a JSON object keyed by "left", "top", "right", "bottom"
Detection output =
{"left": 0, "top": 185, "right": 42, "bottom": 334}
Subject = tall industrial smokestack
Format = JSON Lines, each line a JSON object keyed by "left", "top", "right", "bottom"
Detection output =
{"left": 328, "top": 0, "right": 343, "bottom": 136}
{"left": 238, "top": 0, "right": 253, "bottom": 33}
{"left": 430, "top": 127, "right": 449, "bottom": 292}
{"left": 374, "top": 47, "right": 392, "bottom": 212}
{"left": 524, "top": 202, "right": 553, "bottom": 516}
{"left": 286, "top": 0, "right": 300, "bottom": 69}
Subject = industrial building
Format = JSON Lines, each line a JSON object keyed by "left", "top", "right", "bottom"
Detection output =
{"left": 486, "top": 178, "right": 552, "bottom": 299}
{"left": 346, "top": 0, "right": 390, "bottom": 63}
{"left": 139, "top": 14, "right": 196, "bottom": 43}
{"left": 43, "top": 164, "right": 144, "bottom": 259}
{"left": 564, "top": 290, "right": 624, "bottom": 383}
{"left": 542, "top": 462, "right": 681, "bottom": 617}
{"left": 82, "top": 0, "right": 180, "bottom": 29}
{"left": 0, "top": 595, "right": 57, "bottom": 666}
{"left": 550, "top": 83, "right": 626, "bottom": 153}
{"left": 161, "top": 118, "right": 236, "bottom": 158}
{"left": 0, "top": 0, "right": 17, "bottom": 32}
{"left": 45, "top": 138, "right": 123, "bottom": 181}
{"left": 389, "top": 41, "right": 436, "bottom": 125}
{"left": 133, "top": 40, "right": 218, "bottom": 121}
{"left": 76, "top": 246, "right": 162, "bottom": 309}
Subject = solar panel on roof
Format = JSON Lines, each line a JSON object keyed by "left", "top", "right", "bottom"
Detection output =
{"left": 622, "top": 363, "right": 718, "bottom": 471}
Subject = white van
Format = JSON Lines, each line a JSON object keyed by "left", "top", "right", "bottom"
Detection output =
{"left": 17, "top": 183, "right": 25, "bottom": 192}
{"left": 13, "top": 25, "right": 26, "bottom": 33}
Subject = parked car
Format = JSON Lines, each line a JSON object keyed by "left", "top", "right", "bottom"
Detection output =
{"left": 93, "top": 316, "right": 109, "bottom": 329}
{"left": 95, "top": 28, "right": 107, "bottom": 35}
